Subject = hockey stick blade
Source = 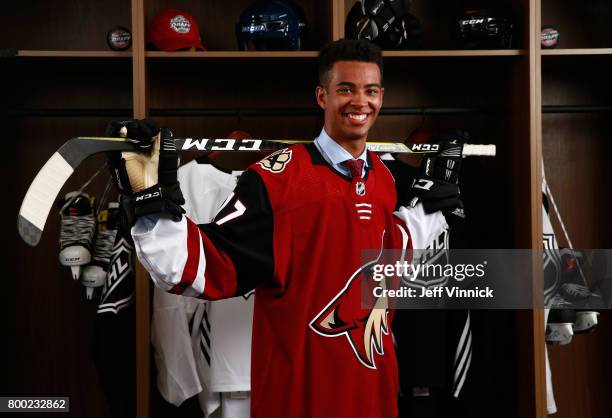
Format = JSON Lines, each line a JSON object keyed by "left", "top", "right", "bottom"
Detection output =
{"left": 18, "top": 137, "right": 133, "bottom": 246}
{"left": 18, "top": 136, "right": 495, "bottom": 246}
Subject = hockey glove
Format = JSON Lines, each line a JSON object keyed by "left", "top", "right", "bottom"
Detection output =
{"left": 408, "top": 132, "right": 467, "bottom": 217}
{"left": 106, "top": 118, "right": 160, "bottom": 151}
{"left": 107, "top": 127, "right": 185, "bottom": 227}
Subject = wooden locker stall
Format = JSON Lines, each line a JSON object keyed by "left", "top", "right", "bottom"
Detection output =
{"left": 4, "top": 2, "right": 134, "bottom": 417}
{"left": 539, "top": 1, "right": 612, "bottom": 418}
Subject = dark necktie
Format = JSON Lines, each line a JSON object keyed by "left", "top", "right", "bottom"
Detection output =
{"left": 342, "top": 158, "right": 364, "bottom": 179}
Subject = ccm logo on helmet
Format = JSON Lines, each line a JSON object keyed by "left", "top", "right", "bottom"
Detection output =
{"left": 461, "top": 18, "right": 486, "bottom": 24}
{"left": 135, "top": 191, "right": 161, "bottom": 201}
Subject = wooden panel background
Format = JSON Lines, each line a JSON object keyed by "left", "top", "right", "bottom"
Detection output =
{"left": 542, "top": 55, "right": 612, "bottom": 418}
{"left": 541, "top": 0, "right": 612, "bottom": 49}
{"left": 15, "top": 1, "right": 612, "bottom": 418}
{"left": 0, "top": 0, "right": 131, "bottom": 51}
{"left": 7, "top": 58, "right": 132, "bottom": 418}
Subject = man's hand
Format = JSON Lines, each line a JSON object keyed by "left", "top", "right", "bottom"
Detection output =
{"left": 106, "top": 118, "right": 160, "bottom": 151}
{"left": 107, "top": 120, "right": 185, "bottom": 227}
{"left": 408, "top": 131, "right": 467, "bottom": 217}
{"left": 106, "top": 118, "right": 160, "bottom": 193}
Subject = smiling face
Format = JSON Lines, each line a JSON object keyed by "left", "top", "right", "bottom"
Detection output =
{"left": 316, "top": 60, "right": 384, "bottom": 156}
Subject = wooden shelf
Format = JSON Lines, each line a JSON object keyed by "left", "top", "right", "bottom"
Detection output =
{"left": 542, "top": 48, "right": 612, "bottom": 56}
{"left": 146, "top": 51, "right": 319, "bottom": 58}
{"left": 8, "top": 49, "right": 524, "bottom": 60}
{"left": 144, "top": 49, "right": 527, "bottom": 59}
{"left": 17, "top": 50, "right": 131, "bottom": 57}
{"left": 11, "top": 49, "right": 529, "bottom": 59}
{"left": 383, "top": 49, "right": 527, "bottom": 57}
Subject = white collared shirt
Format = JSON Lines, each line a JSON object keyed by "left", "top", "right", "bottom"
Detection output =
{"left": 314, "top": 128, "right": 368, "bottom": 177}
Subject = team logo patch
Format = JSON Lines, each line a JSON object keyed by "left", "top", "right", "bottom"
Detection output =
{"left": 355, "top": 181, "right": 366, "bottom": 196}
{"left": 258, "top": 149, "right": 292, "bottom": 173}
{"left": 309, "top": 231, "right": 389, "bottom": 369}
{"left": 170, "top": 15, "right": 191, "bottom": 33}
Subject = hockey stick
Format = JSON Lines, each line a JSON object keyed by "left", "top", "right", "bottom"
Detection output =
{"left": 18, "top": 136, "right": 496, "bottom": 246}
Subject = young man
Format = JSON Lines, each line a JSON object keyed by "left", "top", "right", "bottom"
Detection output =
{"left": 109, "top": 39, "right": 460, "bottom": 418}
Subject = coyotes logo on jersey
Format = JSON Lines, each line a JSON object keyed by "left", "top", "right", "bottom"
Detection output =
{"left": 309, "top": 232, "right": 398, "bottom": 369}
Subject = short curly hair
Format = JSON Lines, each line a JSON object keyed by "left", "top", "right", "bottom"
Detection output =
{"left": 318, "top": 38, "right": 383, "bottom": 87}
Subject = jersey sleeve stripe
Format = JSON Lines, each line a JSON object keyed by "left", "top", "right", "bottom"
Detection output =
{"left": 180, "top": 228, "right": 207, "bottom": 298}
{"left": 198, "top": 232, "right": 239, "bottom": 300}
{"left": 169, "top": 218, "right": 202, "bottom": 295}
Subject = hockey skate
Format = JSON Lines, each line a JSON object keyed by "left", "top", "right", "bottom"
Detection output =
{"left": 559, "top": 250, "right": 591, "bottom": 303}
{"left": 558, "top": 249, "right": 601, "bottom": 334}
{"left": 81, "top": 203, "right": 119, "bottom": 300}
{"left": 546, "top": 305, "right": 576, "bottom": 345}
{"left": 573, "top": 310, "right": 600, "bottom": 334}
{"left": 58, "top": 191, "right": 96, "bottom": 280}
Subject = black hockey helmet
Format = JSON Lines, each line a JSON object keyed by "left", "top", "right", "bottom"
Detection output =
{"left": 236, "top": 0, "right": 307, "bottom": 51}
{"left": 452, "top": 8, "right": 513, "bottom": 49}
{"left": 345, "top": 0, "right": 422, "bottom": 50}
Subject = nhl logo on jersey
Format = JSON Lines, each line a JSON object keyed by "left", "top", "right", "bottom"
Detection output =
{"left": 355, "top": 181, "right": 366, "bottom": 196}
{"left": 258, "top": 149, "right": 292, "bottom": 173}
{"left": 98, "top": 237, "right": 135, "bottom": 314}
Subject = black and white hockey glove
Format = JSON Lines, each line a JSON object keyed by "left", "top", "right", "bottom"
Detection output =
{"left": 107, "top": 126, "right": 185, "bottom": 227}
{"left": 408, "top": 132, "right": 467, "bottom": 217}
{"left": 106, "top": 118, "right": 160, "bottom": 151}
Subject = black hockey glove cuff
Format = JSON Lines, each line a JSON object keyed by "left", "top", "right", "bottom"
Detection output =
{"left": 408, "top": 131, "right": 469, "bottom": 217}
{"left": 420, "top": 133, "right": 465, "bottom": 184}
{"left": 409, "top": 175, "right": 464, "bottom": 216}
{"left": 132, "top": 183, "right": 185, "bottom": 221}
{"left": 106, "top": 118, "right": 160, "bottom": 151}
{"left": 117, "top": 183, "right": 185, "bottom": 228}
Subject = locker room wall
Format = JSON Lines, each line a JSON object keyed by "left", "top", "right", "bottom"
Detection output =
{"left": 541, "top": 1, "right": 612, "bottom": 418}
{"left": 0, "top": 0, "right": 131, "bottom": 50}
{"left": 6, "top": 1, "right": 532, "bottom": 417}
{"left": 541, "top": 54, "right": 612, "bottom": 418}
{"left": 6, "top": 0, "right": 611, "bottom": 418}
{"left": 7, "top": 57, "right": 133, "bottom": 418}
{"left": 541, "top": 0, "right": 612, "bottom": 48}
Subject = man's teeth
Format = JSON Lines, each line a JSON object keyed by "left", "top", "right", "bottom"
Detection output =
{"left": 348, "top": 113, "right": 367, "bottom": 121}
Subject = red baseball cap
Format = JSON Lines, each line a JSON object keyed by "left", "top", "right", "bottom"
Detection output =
{"left": 208, "top": 130, "right": 254, "bottom": 159}
{"left": 147, "top": 9, "right": 206, "bottom": 51}
{"left": 227, "top": 130, "right": 253, "bottom": 140}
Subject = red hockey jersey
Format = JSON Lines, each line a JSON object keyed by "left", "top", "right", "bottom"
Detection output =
{"left": 133, "top": 144, "right": 421, "bottom": 418}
